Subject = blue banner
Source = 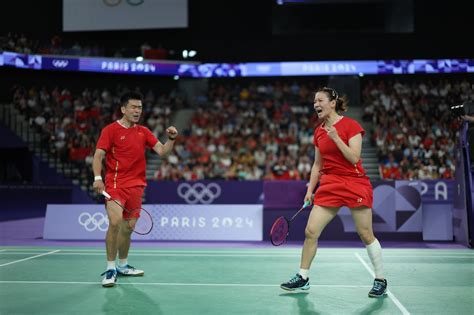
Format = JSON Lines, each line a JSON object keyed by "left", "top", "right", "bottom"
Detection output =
{"left": 40, "top": 179, "right": 456, "bottom": 241}
{"left": 79, "top": 57, "right": 183, "bottom": 76}
{"left": 1, "top": 51, "right": 473, "bottom": 77}
{"left": 146, "top": 180, "right": 264, "bottom": 204}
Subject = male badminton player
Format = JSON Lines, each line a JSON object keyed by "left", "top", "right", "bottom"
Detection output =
{"left": 92, "top": 91, "right": 178, "bottom": 287}
{"left": 280, "top": 87, "right": 388, "bottom": 298}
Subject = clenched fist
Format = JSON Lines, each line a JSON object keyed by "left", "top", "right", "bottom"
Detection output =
{"left": 166, "top": 126, "right": 178, "bottom": 140}
{"left": 324, "top": 125, "right": 340, "bottom": 141}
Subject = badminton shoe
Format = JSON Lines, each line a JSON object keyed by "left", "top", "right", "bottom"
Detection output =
{"left": 116, "top": 264, "right": 144, "bottom": 276}
{"left": 368, "top": 278, "right": 387, "bottom": 298}
{"left": 101, "top": 269, "right": 117, "bottom": 287}
{"left": 280, "top": 274, "right": 310, "bottom": 291}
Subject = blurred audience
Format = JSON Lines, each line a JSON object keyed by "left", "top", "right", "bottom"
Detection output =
{"left": 1, "top": 33, "right": 172, "bottom": 60}
{"left": 11, "top": 77, "right": 473, "bottom": 182}
{"left": 362, "top": 79, "right": 473, "bottom": 180}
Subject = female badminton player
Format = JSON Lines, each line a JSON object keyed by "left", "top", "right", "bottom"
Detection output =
{"left": 280, "top": 87, "right": 388, "bottom": 298}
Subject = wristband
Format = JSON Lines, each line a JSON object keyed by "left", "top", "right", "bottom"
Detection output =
{"left": 168, "top": 136, "right": 177, "bottom": 141}
{"left": 94, "top": 176, "right": 103, "bottom": 181}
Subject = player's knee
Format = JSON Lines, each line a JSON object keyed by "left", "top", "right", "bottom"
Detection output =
{"left": 123, "top": 220, "right": 135, "bottom": 233}
{"left": 305, "top": 227, "right": 320, "bottom": 241}
{"left": 357, "top": 228, "right": 374, "bottom": 244}
{"left": 108, "top": 216, "right": 122, "bottom": 229}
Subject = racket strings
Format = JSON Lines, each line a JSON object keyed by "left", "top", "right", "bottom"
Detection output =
{"left": 103, "top": 192, "right": 153, "bottom": 235}
{"left": 270, "top": 217, "right": 289, "bottom": 246}
{"left": 110, "top": 202, "right": 153, "bottom": 235}
{"left": 131, "top": 208, "right": 153, "bottom": 235}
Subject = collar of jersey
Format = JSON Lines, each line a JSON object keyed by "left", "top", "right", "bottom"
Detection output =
{"left": 117, "top": 120, "right": 136, "bottom": 129}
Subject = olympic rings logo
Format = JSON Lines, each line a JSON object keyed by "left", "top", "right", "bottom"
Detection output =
{"left": 177, "top": 183, "right": 222, "bottom": 204}
{"left": 78, "top": 212, "right": 109, "bottom": 232}
{"left": 52, "top": 59, "right": 69, "bottom": 68}
{"left": 103, "top": 0, "right": 144, "bottom": 7}
{"left": 52, "top": 60, "right": 69, "bottom": 68}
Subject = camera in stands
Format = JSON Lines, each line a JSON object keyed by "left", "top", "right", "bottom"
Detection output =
{"left": 451, "top": 102, "right": 474, "bottom": 117}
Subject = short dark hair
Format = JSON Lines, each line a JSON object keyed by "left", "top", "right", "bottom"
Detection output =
{"left": 120, "top": 91, "right": 143, "bottom": 107}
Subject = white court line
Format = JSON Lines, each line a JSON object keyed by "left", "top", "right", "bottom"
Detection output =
{"left": 0, "top": 248, "right": 315, "bottom": 253}
{"left": 0, "top": 250, "right": 60, "bottom": 267}
{"left": 0, "top": 252, "right": 301, "bottom": 257}
{"left": 355, "top": 253, "right": 410, "bottom": 315}
{"left": 0, "top": 247, "right": 454, "bottom": 252}
{"left": 0, "top": 249, "right": 316, "bottom": 254}
{"left": 1, "top": 248, "right": 473, "bottom": 256}
{"left": 0, "top": 252, "right": 472, "bottom": 259}
{"left": 0, "top": 280, "right": 369, "bottom": 288}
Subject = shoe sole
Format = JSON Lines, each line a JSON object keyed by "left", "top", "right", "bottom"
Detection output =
{"left": 117, "top": 272, "right": 144, "bottom": 277}
{"left": 102, "top": 280, "right": 117, "bottom": 288}
{"left": 280, "top": 285, "right": 310, "bottom": 292}
{"left": 368, "top": 291, "right": 387, "bottom": 298}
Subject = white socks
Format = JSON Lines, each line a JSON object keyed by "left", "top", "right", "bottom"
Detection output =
{"left": 299, "top": 268, "right": 309, "bottom": 280}
{"left": 118, "top": 258, "right": 128, "bottom": 267}
{"left": 107, "top": 259, "right": 127, "bottom": 270}
{"left": 366, "top": 238, "right": 384, "bottom": 279}
{"left": 107, "top": 261, "right": 116, "bottom": 270}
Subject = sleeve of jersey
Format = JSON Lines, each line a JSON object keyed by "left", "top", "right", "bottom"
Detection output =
{"left": 346, "top": 119, "right": 365, "bottom": 140}
{"left": 144, "top": 128, "right": 159, "bottom": 148}
{"left": 96, "top": 126, "right": 111, "bottom": 151}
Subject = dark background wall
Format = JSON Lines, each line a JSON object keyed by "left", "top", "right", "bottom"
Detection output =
{"left": 1, "top": 0, "right": 472, "bottom": 62}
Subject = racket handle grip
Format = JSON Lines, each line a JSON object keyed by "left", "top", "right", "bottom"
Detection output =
{"left": 102, "top": 191, "right": 111, "bottom": 199}
{"left": 303, "top": 200, "right": 311, "bottom": 207}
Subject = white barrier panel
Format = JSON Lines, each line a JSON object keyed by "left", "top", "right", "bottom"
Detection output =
{"left": 44, "top": 204, "right": 263, "bottom": 241}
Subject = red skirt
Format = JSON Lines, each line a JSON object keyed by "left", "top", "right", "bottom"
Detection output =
{"left": 314, "top": 174, "right": 373, "bottom": 208}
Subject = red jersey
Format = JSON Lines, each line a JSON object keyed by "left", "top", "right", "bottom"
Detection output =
{"left": 96, "top": 121, "right": 158, "bottom": 189}
{"left": 313, "top": 117, "right": 366, "bottom": 177}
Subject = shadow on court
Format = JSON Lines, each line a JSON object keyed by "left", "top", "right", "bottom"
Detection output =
{"left": 354, "top": 295, "right": 386, "bottom": 314}
{"left": 279, "top": 292, "right": 321, "bottom": 315}
{"left": 103, "top": 283, "right": 162, "bottom": 315}
{"left": 279, "top": 291, "right": 388, "bottom": 315}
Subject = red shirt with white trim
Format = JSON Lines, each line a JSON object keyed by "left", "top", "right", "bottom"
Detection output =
{"left": 313, "top": 117, "right": 366, "bottom": 177}
{"left": 96, "top": 121, "right": 158, "bottom": 189}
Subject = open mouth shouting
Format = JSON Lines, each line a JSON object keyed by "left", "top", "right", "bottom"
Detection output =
{"left": 315, "top": 107, "right": 323, "bottom": 117}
